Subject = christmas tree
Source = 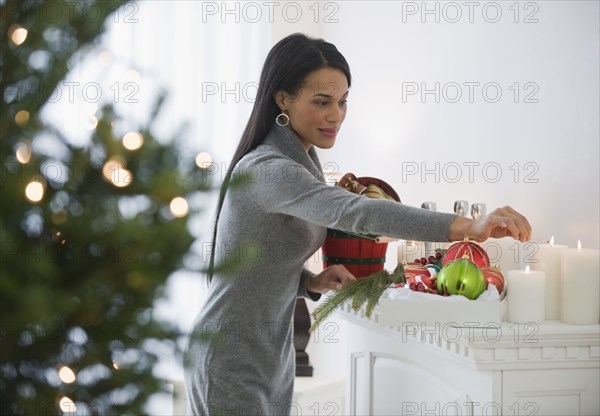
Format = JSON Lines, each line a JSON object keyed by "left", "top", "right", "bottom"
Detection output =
{"left": 1, "top": 1, "right": 208, "bottom": 413}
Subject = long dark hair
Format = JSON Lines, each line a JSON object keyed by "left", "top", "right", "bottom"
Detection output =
{"left": 206, "top": 33, "right": 352, "bottom": 283}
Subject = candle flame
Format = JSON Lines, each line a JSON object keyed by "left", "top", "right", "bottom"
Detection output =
{"left": 525, "top": 265, "right": 530, "bottom": 273}
{"left": 577, "top": 240, "right": 582, "bottom": 251}
{"left": 549, "top": 236, "right": 554, "bottom": 246}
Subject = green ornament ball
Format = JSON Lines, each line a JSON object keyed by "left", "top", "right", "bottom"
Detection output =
{"left": 436, "top": 257, "right": 486, "bottom": 300}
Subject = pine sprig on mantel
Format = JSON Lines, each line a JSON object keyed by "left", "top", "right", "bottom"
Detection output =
{"left": 310, "top": 263, "right": 406, "bottom": 332}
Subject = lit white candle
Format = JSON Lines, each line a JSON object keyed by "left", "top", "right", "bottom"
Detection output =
{"left": 560, "top": 241, "right": 600, "bottom": 325}
{"left": 530, "top": 237, "right": 568, "bottom": 320}
{"left": 506, "top": 266, "right": 546, "bottom": 324}
{"left": 397, "top": 240, "right": 425, "bottom": 264}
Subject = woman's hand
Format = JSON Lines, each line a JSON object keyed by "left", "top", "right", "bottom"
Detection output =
{"left": 449, "top": 206, "right": 532, "bottom": 243}
{"left": 306, "top": 265, "right": 356, "bottom": 294}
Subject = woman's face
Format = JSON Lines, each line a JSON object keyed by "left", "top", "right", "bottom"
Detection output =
{"left": 275, "top": 67, "right": 349, "bottom": 150}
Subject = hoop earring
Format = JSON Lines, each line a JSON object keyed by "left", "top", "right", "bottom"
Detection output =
{"left": 275, "top": 112, "right": 290, "bottom": 127}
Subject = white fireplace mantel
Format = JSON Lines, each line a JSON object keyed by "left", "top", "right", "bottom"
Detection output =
{"left": 335, "top": 303, "right": 600, "bottom": 416}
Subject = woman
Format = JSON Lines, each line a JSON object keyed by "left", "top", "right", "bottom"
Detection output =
{"left": 185, "top": 33, "right": 531, "bottom": 415}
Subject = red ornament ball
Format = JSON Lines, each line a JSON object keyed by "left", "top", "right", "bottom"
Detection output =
{"left": 442, "top": 237, "right": 490, "bottom": 268}
{"left": 481, "top": 265, "right": 505, "bottom": 293}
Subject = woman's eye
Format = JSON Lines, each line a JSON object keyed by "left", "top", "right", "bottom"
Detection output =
{"left": 315, "top": 99, "right": 348, "bottom": 106}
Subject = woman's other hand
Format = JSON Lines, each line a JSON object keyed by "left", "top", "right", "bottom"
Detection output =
{"left": 449, "top": 206, "right": 532, "bottom": 243}
{"left": 306, "top": 265, "right": 356, "bottom": 294}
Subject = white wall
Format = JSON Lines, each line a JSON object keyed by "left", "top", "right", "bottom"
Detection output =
{"left": 273, "top": 1, "right": 599, "bottom": 251}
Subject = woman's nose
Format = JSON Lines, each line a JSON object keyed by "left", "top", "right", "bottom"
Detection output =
{"left": 327, "top": 105, "right": 344, "bottom": 123}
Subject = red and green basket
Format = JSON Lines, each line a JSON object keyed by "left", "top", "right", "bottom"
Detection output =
{"left": 321, "top": 175, "right": 401, "bottom": 278}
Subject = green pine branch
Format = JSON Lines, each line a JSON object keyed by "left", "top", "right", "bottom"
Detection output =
{"left": 310, "top": 266, "right": 405, "bottom": 332}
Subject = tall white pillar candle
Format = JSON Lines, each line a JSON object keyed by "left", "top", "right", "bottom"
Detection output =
{"left": 506, "top": 266, "right": 546, "bottom": 324}
{"left": 483, "top": 238, "right": 522, "bottom": 274}
{"left": 560, "top": 241, "right": 600, "bottom": 325}
{"left": 530, "top": 237, "right": 568, "bottom": 320}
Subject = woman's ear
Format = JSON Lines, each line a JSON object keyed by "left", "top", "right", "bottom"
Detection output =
{"left": 273, "top": 90, "right": 286, "bottom": 111}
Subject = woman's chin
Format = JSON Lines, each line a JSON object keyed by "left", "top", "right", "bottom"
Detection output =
{"left": 314, "top": 142, "right": 335, "bottom": 150}
{"left": 314, "top": 137, "right": 337, "bottom": 149}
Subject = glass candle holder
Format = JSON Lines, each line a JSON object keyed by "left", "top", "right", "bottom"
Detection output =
{"left": 453, "top": 200, "right": 469, "bottom": 216}
{"left": 471, "top": 203, "right": 486, "bottom": 219}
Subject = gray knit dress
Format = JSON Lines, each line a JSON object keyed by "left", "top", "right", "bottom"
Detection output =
{"left": 184, "top": 123, "right": 456, "bottom": 415}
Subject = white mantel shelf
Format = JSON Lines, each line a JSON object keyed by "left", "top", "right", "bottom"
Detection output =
{"left": 334, "top": 302, "right": 600, "bottom": 416}
{"left": 336, "top": 303, "right": 600, "bottom": 371}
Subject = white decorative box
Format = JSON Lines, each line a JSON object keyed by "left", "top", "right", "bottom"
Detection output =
{"left": 378, "top": 287, "right": 506, "bottom": 328}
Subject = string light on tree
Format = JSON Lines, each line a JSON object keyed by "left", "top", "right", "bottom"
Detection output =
{"left": 169, "top": 197, "right": 189, "bottom": 217}
{"left": 122, "top": 132, "right": 144, "bottom": 150}
{"left": 58, "top": 366, "right": 76, "bottom": 384}
{"left": 14, "top": 110, "right": 29, "bottom": 127}
{"left": 25, "top": 181, "right": 44, "bottom": 203}
{"left": 102, "top": 157, "right": 125, "bottom": 182}
{"left": 59, "top": 396, "right": 76, "bottom": 413}
{"left": 15, "top": 142, "right": 32, "bottom": 164}
{"left": 102, "top": 157, "right": 132, "bottom": 187}
{"left": 84, "top": 115, "right": 99, "bottom": 130}
{"left": 195, "top": 152, "right": 213, "bottom": 168}
{"left": 8, "top": 24, "right": 28, "bottom": 46}
{"left": 111, "top": 168, "right": 133, "bottom": 188}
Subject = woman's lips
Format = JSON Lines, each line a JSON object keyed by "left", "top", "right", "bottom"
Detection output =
{"left": 318, "top": 128, "right": 337, "bottom": 138}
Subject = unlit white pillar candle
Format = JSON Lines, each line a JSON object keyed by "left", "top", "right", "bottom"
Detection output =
{"left": 506, "top": 266, "right": 546, "bottom": 324}
{"left": 530, "top": 237, "right": 568, "bottom": 320}
{"left": 484, "top": 238, "right": 522, "bottom": 276}
{"left": 560, "top": 241, "right": 600, "bottom": 325}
